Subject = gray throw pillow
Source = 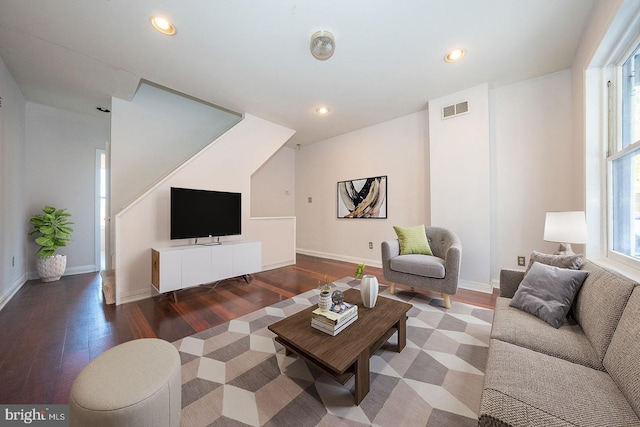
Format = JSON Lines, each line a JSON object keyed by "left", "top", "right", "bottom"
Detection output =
{"left": 525, "top": 250, "right": 584, "bottom": 274}
{"left": 510, "top": 261, "right": 589, "bottom": 328}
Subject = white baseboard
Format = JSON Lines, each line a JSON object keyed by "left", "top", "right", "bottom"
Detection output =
{"left": 65, "top": 264, "right": 99, "bottom": 275}
{"left": 114, "top": 253, "right": 495, "bottom": 305}
{"left": 296, "top": 248, "right": 494, "bottom": 294}
{"left": 27, "top": 264, "right": 98, "bottom": 281}
{"left": 117, "top": 262, "right": 298, "bottom": 305}
{"left": 261, "top": 260, "right": 296, "bottom": 271}
{"left": 296, "top": 248, "right": 382, "bottom": 269}
{"left": 458, "top": 279, "right": 493, "bottom": 294}
{"left": 119, "top": 287, "right": 153, "bottom": 305}
{"left": 0, "top": 273, "right": 27, "bottom": 311}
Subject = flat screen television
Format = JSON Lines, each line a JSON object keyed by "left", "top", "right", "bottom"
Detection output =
{"left": 170, "top": 187, "right": 241, "bottom": 240}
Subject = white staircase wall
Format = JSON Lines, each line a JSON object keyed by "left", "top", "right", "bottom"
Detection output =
{"left": 114, "top": 114, "right": 295, "bottom": 304}
{"left": 110, "top": 82, "right": 242, "bottom": 211}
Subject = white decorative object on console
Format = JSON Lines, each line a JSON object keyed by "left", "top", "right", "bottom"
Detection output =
{"left": 151, "top": 240, "right": 261, "bottom": 295}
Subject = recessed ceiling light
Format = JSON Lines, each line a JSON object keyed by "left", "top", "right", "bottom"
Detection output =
{"left": 444, "top": 49, "right": 465, "bottom": 63}
{"left": 150, "top": 16, "right": 176, "bottom": 35}
{"left": 316, "top": 106, "right": 330, "bottom": 114}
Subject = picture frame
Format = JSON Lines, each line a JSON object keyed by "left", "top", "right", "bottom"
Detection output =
{"left": 337, "top": 176, "right": 387, "bottom": 219}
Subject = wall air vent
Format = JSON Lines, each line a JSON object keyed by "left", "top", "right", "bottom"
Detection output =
{"left": 441, "top": 101, "right": 469, "bottom": 119}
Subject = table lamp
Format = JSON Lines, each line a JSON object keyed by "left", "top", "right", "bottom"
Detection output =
{"left": 543, "top": 211, "right": 587, "bottom": 255}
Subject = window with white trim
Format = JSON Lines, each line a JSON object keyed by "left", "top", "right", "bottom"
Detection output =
{"left": 610, "top": 42, "right": 640, "bottom": 261}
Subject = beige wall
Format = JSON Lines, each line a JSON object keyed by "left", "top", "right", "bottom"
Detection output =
{"left": 492, "top": 70, "right": 575, "bottom": 278}
{"left": 295, "top": 111, "right": 429, "bottom": 268}
{"left": 114, "top": 114, "right": 295, "bottom": 304}
{"left": 25, "top": 102, "right": 110, "bottom": 277}
{"left": 0, "top": 55, "right": 26, "bottom": 308}
{"left": 429, "top": 84, "right": 491, "bottom": 289}
{"left": 295, "top": 71, "right": 577, "bottom": 289}
{"left": 251, "top": 146, "right": 296, "bottom": 217}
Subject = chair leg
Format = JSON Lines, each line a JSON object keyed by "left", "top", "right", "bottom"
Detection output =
{"left": 442, "top": 294, "right": 451, "bottom": 309}
{"left": 390, "top": 283, "right": 396, "bottom": 294}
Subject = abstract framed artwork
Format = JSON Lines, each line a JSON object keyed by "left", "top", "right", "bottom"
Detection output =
{"left": 337, "top": 176, "right": 387, "bottom": 218}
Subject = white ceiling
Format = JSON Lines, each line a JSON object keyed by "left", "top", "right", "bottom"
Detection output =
{"left": 0, "top": 0, "right": 596, "bottom": 146}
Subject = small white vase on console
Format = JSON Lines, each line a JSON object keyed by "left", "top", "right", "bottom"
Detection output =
{"left": 360, "top": 275, "right": 379, "bottom": 308}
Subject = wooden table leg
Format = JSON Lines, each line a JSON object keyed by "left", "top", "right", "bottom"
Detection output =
{"left": 274, "top": 338, "right": 293, "bottom": 356}
{"left": 354, "top": 351, "right": 370, "bottom": 405}
{"left": 397, "top": 315, "right": 407, "bottom": 352}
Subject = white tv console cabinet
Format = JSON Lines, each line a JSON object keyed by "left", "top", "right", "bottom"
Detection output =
{"left": 151, "top": 240, "right": 261, "bottom": 296}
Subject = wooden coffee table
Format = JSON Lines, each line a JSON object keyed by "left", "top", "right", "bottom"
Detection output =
{"left": 268, "top": 288, "right": 412, "bottom": 405}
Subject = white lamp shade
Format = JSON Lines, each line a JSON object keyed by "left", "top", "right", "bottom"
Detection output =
{"left": 543, "top": 211, "right": 587, "bottom": 244}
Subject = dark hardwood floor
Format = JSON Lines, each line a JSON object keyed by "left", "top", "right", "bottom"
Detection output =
{"left": 0, "top": 254, "right": 497, "bottom": 404}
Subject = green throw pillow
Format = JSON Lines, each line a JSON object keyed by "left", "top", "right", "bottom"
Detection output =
{"left": 393, "top": 224, "right": 433, "bottom": 256}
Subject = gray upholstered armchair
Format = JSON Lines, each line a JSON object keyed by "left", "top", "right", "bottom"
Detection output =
{"left": 381, "top": 226, "right": 461, "bottom": 308}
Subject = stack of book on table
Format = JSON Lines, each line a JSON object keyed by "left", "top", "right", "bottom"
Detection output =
{"left": 311, "top": 302, "right": 358, "bottom": 336}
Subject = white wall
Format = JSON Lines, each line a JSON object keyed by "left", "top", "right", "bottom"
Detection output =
{"left": 295, "top": 111, "right": 429, "bottom": 267}
{"left": 110, "top": 83, "right": 242, "bottom": 212}
{"left": 251, "top": 146, "right": 296, "bottom": 217}
{"left": 0, "top": 55, "right": 26, "bottom": 309}
{"left": 24, "top": 102, "right": 110, "bottom": 278}
{"left": 572, "top": 0, "right": 636, "bottom": 262}
{"left": 295, "top": 75, "right": 577, "bottom": 289}
{"left": 114, "top": 114, "right": 295, "bottom": 304}
{"left": 429, "top": 84, "right": 491, "bottom": 290}
{"left": 492, "top": 71, "right": 575, "bottom": 278}
{"left": 251, "top": 217, "right": 296, "bottom": 269}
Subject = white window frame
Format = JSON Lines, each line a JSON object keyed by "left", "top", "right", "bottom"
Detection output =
{"left": 606, "top": 35, "right": 640, "bottom": 269}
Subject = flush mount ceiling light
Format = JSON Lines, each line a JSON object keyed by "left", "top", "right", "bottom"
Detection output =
{"left": 444, "top": 48, "right": 465, "bottom": 63}
{"left": 310, "top": 30, "right": 335, "bottom": 60}
{"left": 316, "top": 106, "right": 330, "bottom": 114}
{"left": 151, "top": 16, "right": 176, "bottom": 35}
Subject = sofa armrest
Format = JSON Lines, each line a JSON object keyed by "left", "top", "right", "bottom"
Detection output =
{"left": 381, "top": 240, "right": 400, "bottom": 276}
{"left": 443, "top": 242, "right": 461, "bottom": 284}
{"left": 499, "top": 269, "right": 525, "bottom": 298}
{"left": 381, "top": 240, "right": 400, "bottom": 262}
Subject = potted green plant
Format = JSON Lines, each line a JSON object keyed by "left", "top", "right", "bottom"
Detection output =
{"left": 29, "top": 206, "right": 74, "bottom": 282}
{"left": 355, "top": 263, "right": 365, "bottom": 280}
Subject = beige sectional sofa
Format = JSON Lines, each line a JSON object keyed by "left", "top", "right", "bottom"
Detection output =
{"left": 478, "top": 258, "right": 640, "bottom": 426}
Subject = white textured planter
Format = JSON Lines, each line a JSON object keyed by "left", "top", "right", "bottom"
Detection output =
{"left": 36, "top": 254, "right": 67, "bottom": 282}
{"left": 318, "top": 290, "right": 332, "bottom": 311}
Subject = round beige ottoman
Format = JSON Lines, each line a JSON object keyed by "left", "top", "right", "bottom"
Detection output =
{"left": 69, "top": 338, "right": 181, "bottom": 427}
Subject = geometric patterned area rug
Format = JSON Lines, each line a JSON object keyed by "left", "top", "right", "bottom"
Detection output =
{"left": 173, "top": 277, "right": 493, "bottom": 427}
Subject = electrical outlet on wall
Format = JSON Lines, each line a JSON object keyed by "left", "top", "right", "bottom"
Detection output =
{"left": 369, "top": 242, "right": 373, "bottom": 249}
{"left": 517, "top": 256, "right": 525, "bottom": 267}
